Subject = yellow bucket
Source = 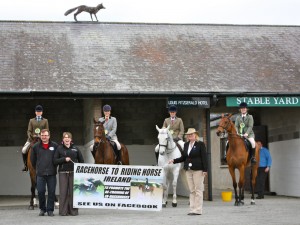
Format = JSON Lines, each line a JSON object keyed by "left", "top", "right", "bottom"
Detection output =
{"left": 221, "top": 191, "right": 232, "bottom": 202}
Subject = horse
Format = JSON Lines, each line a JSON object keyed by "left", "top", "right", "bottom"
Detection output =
{"left": 64, "top": 3, "right": 105, "bottom": 22}
{"left": 216, "top": 114, "right": 259, "bottom": 206}
{"left": 74, "top": 180, "right": 103, "bottom": 195}
{"left": 138, "top": 184, "right": 155, "bottom": 195}
{"left": 93, "top": 120, "right": 130, "bottom": 165}
{"left": 27, "top": 137, "right": 59, "bottom": 210}
{"left": 26, "top": 137, "right": 39, "bottom": 210}
{"left": 156, "top": 125, "right": 182, "bottom": 207}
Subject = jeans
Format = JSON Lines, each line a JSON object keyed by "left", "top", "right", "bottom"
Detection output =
{"left": 36, "top": 175, "right": 57, "bottom": 212}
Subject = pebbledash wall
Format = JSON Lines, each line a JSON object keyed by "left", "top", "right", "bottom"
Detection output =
{"left": 210, "top": 98, "right": 300, "bottom": 197}
{"left": 0, "top": 98, "right": 208, "bottom": 196}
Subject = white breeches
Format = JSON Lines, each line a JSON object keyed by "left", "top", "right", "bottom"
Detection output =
{"left": 247, "top": 137, "right": 256, "bottom": 148}
{"left": 22, "top": 141, "right": 31, "bottom": 154}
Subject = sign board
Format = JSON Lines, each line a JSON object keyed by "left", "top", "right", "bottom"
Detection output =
{"left": 226, "top": 96, "right": 300, "bottom": 107}
{"left": 73, "top": 163, "right": 164, "bottom": 211}
{"left": 168, "top": 97, "right": 210, "bottom": 108}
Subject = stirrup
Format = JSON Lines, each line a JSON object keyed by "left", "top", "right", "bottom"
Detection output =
{"left": 251, "top": 157, "right": 257, "bottom": 165}
{"left": 22, "top": 167, "right": 28, "bottom": 172}
{"left": 117, "top": 161, "right": 122, "bottom": 165}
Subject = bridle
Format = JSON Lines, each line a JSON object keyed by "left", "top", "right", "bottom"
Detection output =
{"left": 218, "top": 117, "right": 243, "bottom": 139}
{"left": 158, "top": 134, "right": 177, "bottom": 155}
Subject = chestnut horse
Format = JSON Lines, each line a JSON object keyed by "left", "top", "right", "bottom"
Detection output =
{"left": 216, "top": 114, "right": 259, "bottom": 206}
{"left": 93, "top": 121, "right": 130, "bottom": 165}
{"left": 27, "top": 137, "right": 59, "bottom": 210}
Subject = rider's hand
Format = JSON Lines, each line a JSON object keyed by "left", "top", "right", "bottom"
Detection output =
{"left": 106, "top": 135, "right": 111, "bottom": 141}
{"left": 243, "top": 133, "right": 248, "bottom": 138}
{"left": 168, "top": 159, "right": 174, "bottom": 164}
{"left": 173, "top": 137, "right": 179, "bottom": 142}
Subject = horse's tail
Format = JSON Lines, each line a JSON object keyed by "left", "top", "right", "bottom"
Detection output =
{"left": 64, "top": 7, "right": 78, "bottom": 16}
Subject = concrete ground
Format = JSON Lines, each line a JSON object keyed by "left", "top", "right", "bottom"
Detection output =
{"left": 0, "top": 190, "right": 299, "bottom": 225}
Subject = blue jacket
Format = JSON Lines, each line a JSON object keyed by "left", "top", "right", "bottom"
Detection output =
{"left": 259, "top": 146, "right": 272, "bottom": 168}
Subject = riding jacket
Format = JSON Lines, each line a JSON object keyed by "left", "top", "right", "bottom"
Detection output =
{"left": 163, "top": 117, "right": 184, "bottom": 140}
{"left": 27, "top": 117, "right": 49, "bottom": 142}
{"left": 98, "top": 116, "right": 118, "bottom": 140}
{"left": 173, "top": 141, "right": 208, "bottom": 171}
{"left": 234, "top": 113, "right": 255, "bottom": 138}
{"left": 31, "top": 140, "right": 58, "bottom": 176}
{"left": 54, "top": 143, "right": 84, "bottom": 172}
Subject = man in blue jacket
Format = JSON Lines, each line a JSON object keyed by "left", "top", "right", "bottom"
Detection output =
{"left": 256, "top": 140, "right": 272, "bottom": 199}
{"left": 31, "top": 129, "right": 58, "bottom": 216}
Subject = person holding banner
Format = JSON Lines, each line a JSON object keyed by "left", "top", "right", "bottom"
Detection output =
{"left": 54, "top": 132, "right": 84, "bottom": 216}
{"left": 155, "top": 105, "right": 185, "bottom": 163}
{"left": 169, "top": 128, "right": 207, "bottom": 216}
{"left": 235, "top": 102, "right": 257, "bottom": 165}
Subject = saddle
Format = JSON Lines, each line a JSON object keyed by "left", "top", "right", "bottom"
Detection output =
{"left": 225, "top": 139, "right": 252, "bottom": 153}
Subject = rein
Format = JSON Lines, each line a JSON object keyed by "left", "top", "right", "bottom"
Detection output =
{"left": 158, "top": 137, "right": 177, "bottom": 155}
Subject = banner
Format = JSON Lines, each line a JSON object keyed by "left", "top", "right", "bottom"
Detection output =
{"left": 168, "top": 97, "right": 210, "bottom": 108}
{"left": 73, "top": 163, "right": 164, "bottom": 211}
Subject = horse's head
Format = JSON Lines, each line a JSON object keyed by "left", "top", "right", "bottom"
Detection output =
{"left": 94, "top": 120, "right": 106, "bottom": 148}
{"left": 216, "top": 114, "right": 233, "bottom": 137}
{"left": 97, "top": 3, "right": 105, "bottom": 10}
{"left": 156, "top": 125, "right": 172, "bottom": 155}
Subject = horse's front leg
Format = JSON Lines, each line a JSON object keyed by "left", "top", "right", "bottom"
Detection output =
{"left": 250, "top": 165, "right": 258, "bottom": 205}
{"left": 162, "top": 170, "right": 169, "bottom": 207}
{"left": 171, "top": 167, "right": 180, "bottom": 207}
{"left": 94, "top": 14, "right": 99, "bottom": 22}
{"left": 228, "top": 167, "right": 239, "bottom": 206}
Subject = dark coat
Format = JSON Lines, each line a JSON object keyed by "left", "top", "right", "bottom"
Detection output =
{"left": 173, "top": 141, "right": 208, "bottom": 172}
{"left": 54, "top": 143, "right": 84, "bottom": 172}
{"left": 31, "top": 140, "right": 58, "bottom": 176}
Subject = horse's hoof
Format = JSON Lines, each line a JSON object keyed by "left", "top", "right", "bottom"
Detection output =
{"left": 172, "top": 203, "right": 177, "bottom": 207}
{"left": 28, "top": 206, "right": 34, "bottom": 210}
{"left": 251, "top": 201, "right": 256, "bottom": 205}
{"left": 162, "top": 204, "right": 167, "bottom": 208}
{"left": 34, "top": 204, "right": 38, "bottom": 207}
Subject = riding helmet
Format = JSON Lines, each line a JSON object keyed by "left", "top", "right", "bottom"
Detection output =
{"left": 168, "top": 105, "right": 177, "bottom": 112}
{"left": 239, "top": 102, "right": 248, "bottom": 108}
{"left": 35, "top": 105, "right": 43, "bottom": 112}
{"left": 103, "top": 104, "right": 111, "bottom": 112}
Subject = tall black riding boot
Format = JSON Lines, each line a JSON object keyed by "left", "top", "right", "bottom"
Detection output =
{"left": 22, "top": 153, "right": 28, "bottom": 172}
{"left": 92, "top": 145, "right": 97, "bottom": 159}
{"left": 155, "top": 152, "right": 159, "bottom": 164}
{"left": 251, "top": 147, "right": 257, "bottom": 165}
{"left": 116, "top": 150, "right": 122, "bottom": 165}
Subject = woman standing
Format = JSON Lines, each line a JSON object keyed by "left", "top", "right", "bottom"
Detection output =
{"left": 169, "top": 128, "right": 208, "bottom": 216}
{"left": 54, "top": 132, "right": 84, "bottom": 216}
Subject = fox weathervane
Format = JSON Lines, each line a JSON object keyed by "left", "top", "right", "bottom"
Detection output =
{"left": 64, "top": 3, "right": 105, "bottom": 22}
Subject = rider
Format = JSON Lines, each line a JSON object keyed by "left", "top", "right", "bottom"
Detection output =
{"left": 235, "top": 102, "right": 257, "bottom": 165}
{"left": 155, "top": 105, "right": 185, "bottom": 163}
{"left": 97, "top": 104, "right": 122, "bottom": 164}
{"left": 21, "top": 105, "right": 49, "bottom": 172}
{"left": 145, "top": 178, "right": 150, "bottom": 190}
{"left": 84, "top": 178, "right": 95, "bottom": 191}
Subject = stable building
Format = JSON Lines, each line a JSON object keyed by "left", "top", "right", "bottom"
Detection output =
{"left": 0, "top": 21, "right": 299, "bottom": 198}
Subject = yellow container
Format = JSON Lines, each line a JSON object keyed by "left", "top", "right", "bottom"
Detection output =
{"left": 221, "top": 191, "right": 232, "bottom": 202}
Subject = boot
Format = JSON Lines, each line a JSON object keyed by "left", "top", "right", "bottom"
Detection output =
{"left": 92, "top": 145, "right": 97, "bottom": 159}
{"left": 155, "top": 152, "right": 159, "bottom": 165}
{"left": 251, "top": 147, "right": 257, "bottom": 165}
{"left": 116, "top": 150, "right": 122, "bottom": 165}
{"left": 22, "top": 153, "right": 28, "bottom": 172}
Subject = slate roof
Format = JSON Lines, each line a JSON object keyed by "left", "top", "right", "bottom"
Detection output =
{"left": 0, "top": 21, "right": 299, "bottom": 96}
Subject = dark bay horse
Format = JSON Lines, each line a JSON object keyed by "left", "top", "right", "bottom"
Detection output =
{"left": 27, "top": 137, "right": 59, "bottom": 210}
{"left": 64, "top": 3, "right": 105, "bottom": 22}
{"left": 216, "top": 114, "right": 259, "bottom": 206}
{"left": 93, "top": 121, "right": 130, "bottom": 165}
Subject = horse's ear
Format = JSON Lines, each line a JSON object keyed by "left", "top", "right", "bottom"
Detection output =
{"left": 93, "top": 118, "right": 97, "bottom": 124}
{"left": 166, "top": 125, "right": 170, "bottom": 130}
{"left": 156, "top": 125, "right": 160, "bottom": 131}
